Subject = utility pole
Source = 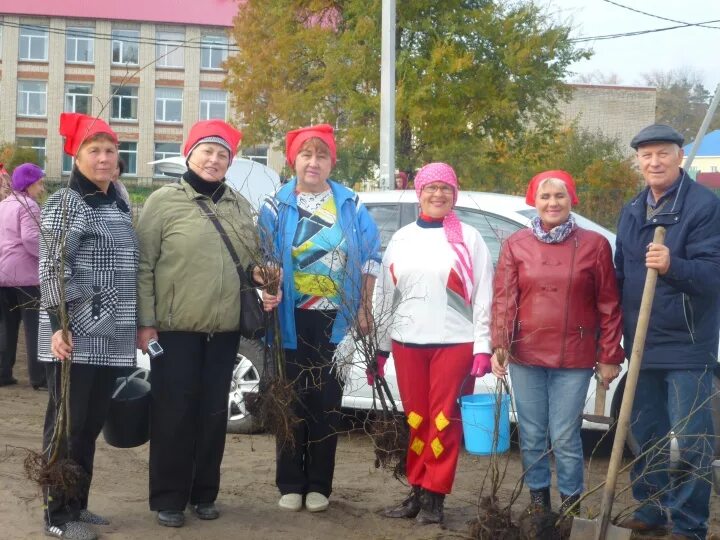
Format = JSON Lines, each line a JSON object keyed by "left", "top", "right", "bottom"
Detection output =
{"left": 379, "top": 0, "right": 396, "bottom": 190}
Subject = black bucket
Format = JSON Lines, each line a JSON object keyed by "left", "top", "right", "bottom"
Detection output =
{"left": 103, "top": 369, "right": 151, "bottom": 448}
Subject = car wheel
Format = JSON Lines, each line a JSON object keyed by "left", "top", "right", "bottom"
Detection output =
{"left": 226, "top": 338, "right": 265, "bottom": 434}
{"left": 612, "top": 372, "right": 720, "bottom": 461}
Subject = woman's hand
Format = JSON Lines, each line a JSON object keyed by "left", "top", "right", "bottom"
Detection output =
{"left": 356, "top": 301, "right": 374, "bottom": 337}
{"left": 51, "top": 330, "right": 73, "bottom": 361}
{"left": 253, "top": 265, "right": 282, "bottom": 293}
{"left": 137, "top": 326, "right": 158, "bottom": 355}
{"left": 596, "top": 362, "right": 621, "bottom": 389}
{"left": 490, "top": 348, "right": 508, "bottom": 378}
{"left": 262, "top": 289, "right": 282, "bottom": 312}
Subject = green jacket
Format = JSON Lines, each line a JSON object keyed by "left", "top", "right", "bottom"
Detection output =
{"left": 137, "top": 179, "right": 259, "bottom": 333}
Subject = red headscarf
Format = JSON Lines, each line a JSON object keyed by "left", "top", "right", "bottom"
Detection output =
{"left": 285, "top": 124, "right": 337, "bottom": 167}
{"left": 59, "top": 113, "right": 118, "bottom": 156}
{"left": 184, "top": 120, "right": 242, "bottom": 161}
{"left": 525, "top": 169, "right": 579, "bottom": 206}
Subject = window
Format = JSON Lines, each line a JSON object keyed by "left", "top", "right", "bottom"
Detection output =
{"left": 16, "top": 137, "right": 46, "bottom": 167}
{"left": 64, "top": 83, "right": 93, "bottom": 114}
{"left": 366, "top": 204, "right": 404, "bottom": 252}
{"left": 200, "top": 35, "right": 228, "bottom": 69}
{"left": 112, "top": 29, "right": 139, "bottom": 65}
{"left": 17, "top": 81, "right": 47, "bottom": 117}
{"left": 199, "top": 89, "right": 227, "bottom": 120}
{"left": 711, "top": 166, "right": 718, "bottom": 173}
{"left": 119, "top": 142, "right": 137, "bottom": 175}
{"left": 453, "top": 208, "right": 523, "bottom": 263}
{"left": 66, "top": 27, "right": 94, "bottom": 63}
{"left": 62, "top": 154, "right": 74, "bottom": 174}
{"left": 19, "top": 25, "right": 48, "bottom": 61}
{"left": 156, "top": 31, "right": 184, "bottom": 68}
{"left": 111, "top": 86, "right": 138, "bottom": 121}
{"left": 242, "top": 145, "right": 268, "bottom": 166}
{"left": 155, "top": 87, "right": 182, "bottom": 123}
{"left": 153, "top": 142, "right": 182, "bottom": 176}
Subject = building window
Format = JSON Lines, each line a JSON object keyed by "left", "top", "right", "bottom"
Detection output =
{"left": 112, "top": 29, "right": 139, "bottom": 65}
{"left": 111, "top": 86, "right": 138, "bottom": 121}
{"left": 156, "top": 31, "right": 184, "bottom": 68}
{"left": 119, "top": 142, "right": 138, "bottom": 175}
{"left": 155, "top": 87, "right": 183, "bottom": 123}
{"left": 153, "top": 142, "right": 182, "bottom": 176}
{"left": 66, "top": 27, "right": 94, "bottom": 63}
{"left": 242, "top": 145, "right": 268, "bottom": 166}
{"left": 712, "top": 166, "right": 718, "bottom": 173}
{"left": 62, "top": 154, "right": 74, "bottom": 174}
{"left": 199, "top": 89, "right": 227, "bottom": 120}
{"left": 19, "top": 24, "right": 48, "bottom": 61}
{"left": 201, "top": 35, "right": 228, "bottom": 70}
{"left": 17, "top": 81, "right": 47, "bottom": 117}
{"left": 64, "top": 83, "right": 93, "bottom": 114}
{"left": 17, "top": 137, "right": 46, "bottom": 167}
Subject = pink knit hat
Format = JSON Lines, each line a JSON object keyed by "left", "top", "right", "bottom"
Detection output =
{"left": 414, "top": 162, "right": 473, "bottom": 304}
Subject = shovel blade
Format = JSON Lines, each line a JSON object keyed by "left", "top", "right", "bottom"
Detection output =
{"left": 569, "top": 517, "right": 632, "bottom": 540}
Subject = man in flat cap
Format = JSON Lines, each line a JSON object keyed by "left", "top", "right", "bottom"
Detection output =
{"left": 615, "top": 124, "right": 720, "bottom": 539}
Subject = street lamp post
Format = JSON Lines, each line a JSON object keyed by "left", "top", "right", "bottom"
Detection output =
{"left": 379, "top": 0, "right": 396, "bottom": 190}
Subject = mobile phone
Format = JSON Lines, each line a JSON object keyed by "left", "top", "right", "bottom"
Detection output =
{"left": 147, "top": 339, "right": 164, "bottom": 359}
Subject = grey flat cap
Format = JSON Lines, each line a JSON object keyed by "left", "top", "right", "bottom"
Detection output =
{"left": 630, "top": 124, "right": 684, "bottom": 150}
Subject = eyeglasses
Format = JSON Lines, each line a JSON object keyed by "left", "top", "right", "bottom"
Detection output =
{"left": 422, "top": 184, "right": 454, "bottom": 194}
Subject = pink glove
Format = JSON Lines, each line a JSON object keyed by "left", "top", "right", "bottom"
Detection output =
{"left": 366, "top": 354, "right": 388, "bottom": 386}
{"left": 471, "top": 353, "right": 492, "bottom": 377}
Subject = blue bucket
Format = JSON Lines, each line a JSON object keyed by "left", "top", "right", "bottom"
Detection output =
{"left": 460, "top": 393, "right": 511, "bottom": 455}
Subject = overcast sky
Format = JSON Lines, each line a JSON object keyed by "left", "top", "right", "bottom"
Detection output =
{"left": 544, "top": 0, "right": 720, "bottom": 92}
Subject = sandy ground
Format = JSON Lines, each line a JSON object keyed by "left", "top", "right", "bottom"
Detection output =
{"left": 2, "top": 333, "right": 720, "bottom": 540}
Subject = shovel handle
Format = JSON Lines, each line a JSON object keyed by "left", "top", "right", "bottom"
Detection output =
{"left": 597, "top": 226, "right": 666, "bottom": 540}
{"left": 593, "top": 376, "right": 607, "bottom": 416}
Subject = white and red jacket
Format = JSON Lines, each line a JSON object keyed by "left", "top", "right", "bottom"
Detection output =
{"left": 375, "top": 219, "right": 493, "bottom": 355}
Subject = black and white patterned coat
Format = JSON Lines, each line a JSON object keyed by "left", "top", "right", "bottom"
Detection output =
{"left": 38, "top": 172, "right": 138, "bottom": 366}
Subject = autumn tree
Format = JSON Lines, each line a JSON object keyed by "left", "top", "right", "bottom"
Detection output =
{"left": 0, "top": 142, "right": 42, "bottom": 174}
{"left": 226, "top": 0, "right": 588, "bottom": 187}
{"left": 642, "top": 68, "right": 720, "bottom": 142}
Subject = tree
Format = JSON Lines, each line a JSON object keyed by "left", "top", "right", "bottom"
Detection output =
{"left": 226, "top": 0, "right": 589, "bottom": 186}
{"left": 0, "top": 142, "right": 42, "bottom": 174}
{"left": 642, "top": 68, "right": 720, "bottom": 142}
{"left": 572, "top": 70, "right": 623, "bottom": 85}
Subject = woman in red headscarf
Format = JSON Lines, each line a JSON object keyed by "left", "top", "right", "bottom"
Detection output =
{"left": 374, "top": 162, "right": 494, "bottom": 525}
{"left": 490, "top": 170, "right": 624, "bottom": 520}
{"left": 38, "top": 113, "right": 138, "bottom": 539}
{"left": 258, "top": 124, "right": 381, "bottom": 514}
{"left": 136, "top": 120, "right": 274, "bottom": 528}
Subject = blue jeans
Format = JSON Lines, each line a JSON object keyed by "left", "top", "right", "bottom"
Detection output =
{"left": 509, "top": 364, "right": 592, "bottom": 496}
{"left": 630, "top": 369, "right": 713, "bottom": 540}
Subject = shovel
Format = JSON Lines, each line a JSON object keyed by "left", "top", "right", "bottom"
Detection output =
{"left": 570, "top": 226, "right": 666, "bottom": 540}
{"left": 583, "top": 373, "right": 613, "bottom": 426}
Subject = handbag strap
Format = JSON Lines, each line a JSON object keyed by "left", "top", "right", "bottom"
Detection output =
{"left": 194, "top": 198, "right": 251, "bottom": 288}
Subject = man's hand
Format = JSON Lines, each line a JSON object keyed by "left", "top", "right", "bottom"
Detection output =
{"left": 137, "top": 326, "right": 158, "bottom": 354}
{"left": 51, "top": 330, "right": 73, "bottom": 361}
{"left": 646, "top": 242, "right": 670, "bottom": 275}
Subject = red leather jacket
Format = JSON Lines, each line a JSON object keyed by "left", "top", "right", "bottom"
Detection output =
{"left": 491, "top": 227, "right": 624, "bottom": 368}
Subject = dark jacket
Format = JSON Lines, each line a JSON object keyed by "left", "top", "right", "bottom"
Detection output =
{"left": 492, "top": 226, "right": 624, "bottom": 369}
{"left": 615, "top": 169, "right": 720, "bottom": 369}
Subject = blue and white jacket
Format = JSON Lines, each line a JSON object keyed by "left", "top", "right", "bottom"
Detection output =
{"left": 258, "top": 179, "right": 381, "bottom": 348}
{"left": 615, "top": 169, "right": 720, "bottom": 370}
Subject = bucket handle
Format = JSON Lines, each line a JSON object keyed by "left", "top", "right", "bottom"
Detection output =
{"left": 456, "top": 369, "right": 511, "bottom": 407}
{"left": 112, "top": 368, "right": 150, "bottom": 399}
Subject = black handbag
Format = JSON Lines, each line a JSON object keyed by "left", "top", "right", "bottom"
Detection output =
{"left": 194, "top": 199, "right": 265, "bottom": 340}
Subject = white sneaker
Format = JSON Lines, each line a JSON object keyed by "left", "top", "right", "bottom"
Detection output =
{"left": 305, "top": 492, "right": 329, "bottom": 512}
{"left": 278, "top": 493, "right": 302, "bottom": 511}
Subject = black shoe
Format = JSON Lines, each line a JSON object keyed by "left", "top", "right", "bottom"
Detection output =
{"left": 192, "top": 502, "right": 220, "bottom": 520}
{"left": 526, "top": 487, "right": 551, "bottom": 515}
{"left": 32, "top": 382, "right": 48, "bottom": 391}
{"left": 77, "top": 509, "right": 109, "bottom": 525}
{"left": 156, "top": 510, "right": 185, "bottom": 528}
{"left": 383, "top": 486, "right": 422, "bottom": 519}
{"left": 559, "top": 493, "right": 581, "bottom": 517}
{"left": 44, "top": 521, "right": 97, "bottom": 539}
{"left": 415, "top": 489, "right": 445, "bottom": 525}
{"left": 0, "top": 376, "right": 18, "bottom": 387}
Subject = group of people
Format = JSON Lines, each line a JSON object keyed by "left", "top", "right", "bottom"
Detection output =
{"left": 0, "top": 112, "right": 717, "bottom": 540}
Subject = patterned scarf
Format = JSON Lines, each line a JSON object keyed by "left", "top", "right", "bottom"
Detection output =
{"left": 531, "top": 215, "right": 576, "bottom": 244}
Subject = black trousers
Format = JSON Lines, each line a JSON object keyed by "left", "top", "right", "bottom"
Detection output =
{"left": 0, "top": 286, "right": 44, "bottom": 386}
{"left": 149, "top": 331, "right": 240, "bottom": 511}
{"left": 276, "top": 309, "right": 343, "bottom": 497}
{"left": 42, "top": 362, "right": 118, "bottom": 526}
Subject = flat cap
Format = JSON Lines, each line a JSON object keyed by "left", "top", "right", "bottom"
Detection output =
{"left": 630, "top": 124, "right": 684, "bottom": 150}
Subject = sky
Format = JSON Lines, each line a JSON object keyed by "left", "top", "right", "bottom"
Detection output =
{"left": 545, "top": 0, "right": 720, "bottom": 92}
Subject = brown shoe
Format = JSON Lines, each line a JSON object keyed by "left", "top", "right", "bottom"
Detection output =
{"left": 616, "top": 517, "right": 669, "bottom": 534}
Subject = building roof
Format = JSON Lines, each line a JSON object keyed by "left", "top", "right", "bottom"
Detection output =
{"left": 0, "top": 0, "right": 241, "bottom": 27}
{"left": 684, "top": 129, "right": 720, "bottom": 157}
{"left": 697, "top": 172, "right": 720, "bottom": 188}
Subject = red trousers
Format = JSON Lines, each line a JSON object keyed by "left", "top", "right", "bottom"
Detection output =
{"left": 393, "top": 341, "right": 474, "bottom": 494}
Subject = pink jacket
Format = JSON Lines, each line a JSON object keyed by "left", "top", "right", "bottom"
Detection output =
{"left": 0, "top": 192, "right": 40, "bottom": 286}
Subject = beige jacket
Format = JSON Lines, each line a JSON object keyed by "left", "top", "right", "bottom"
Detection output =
{"left": 137, "top": 179, "right": 258, "bottom": 333}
